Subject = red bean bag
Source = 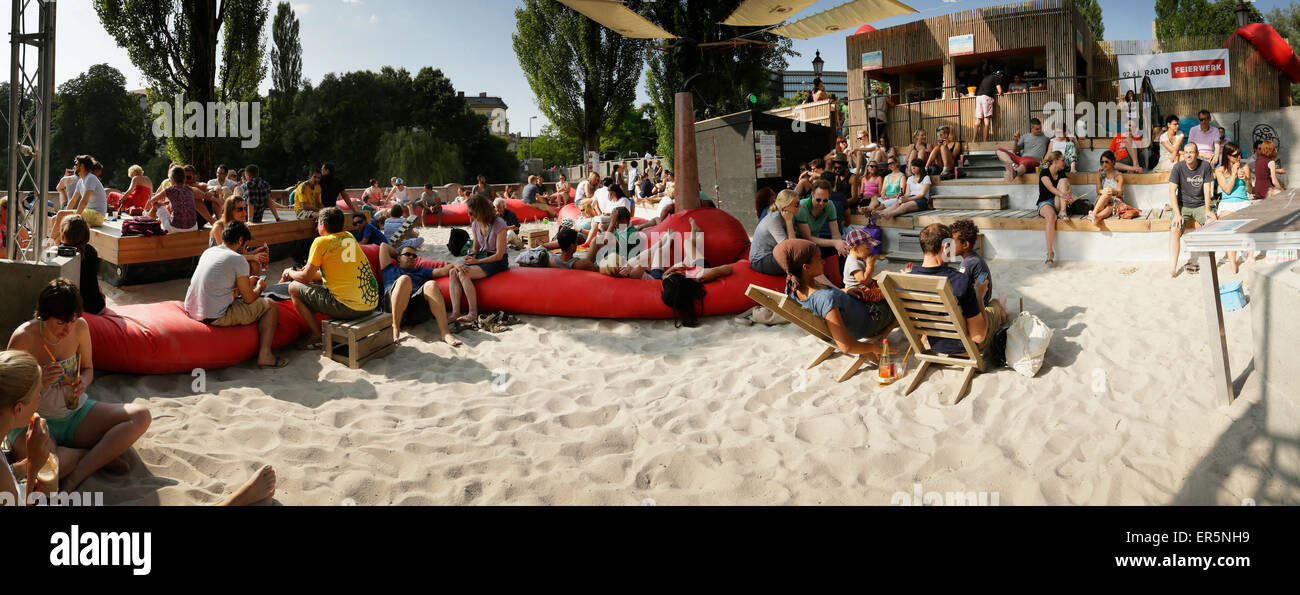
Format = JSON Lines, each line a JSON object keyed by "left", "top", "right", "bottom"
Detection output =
{"left": 360, "top": 243, "right": 446, "bottom": 273}
{"left": 86, "top": 300, "right": 311, "bottom": 375}
{"left": 420, "top": 199, "right": 554, "bottom": 226}
{"left": 557, "top": 203, "right": 648, "bottom": 227}
{"left": 428, "top": 259, "right": 783, "bottom": 319}
{"left": 1237, "top": 24, "right": 1300, "bottom": 83}
{"left": 644, "top": 207, "right": 752, "bottom": 269}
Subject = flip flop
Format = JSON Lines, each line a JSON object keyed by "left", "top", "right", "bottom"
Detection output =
{"left": 298, "top": 339, "right": 323, "bottom": 351}
{"left": 259, "top": 357, "right": 290, "bottom": 369}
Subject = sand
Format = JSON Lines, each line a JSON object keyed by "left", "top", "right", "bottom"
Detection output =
{"left": 83, "top": 222, "right": 1298, "bottom": 506}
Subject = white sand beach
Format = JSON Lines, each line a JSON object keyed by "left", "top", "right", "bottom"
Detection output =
{"left": 85, "top": 225, "right": 1297, "bottom": 506}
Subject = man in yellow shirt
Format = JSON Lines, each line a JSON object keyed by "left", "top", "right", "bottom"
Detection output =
{"left": 294, "top": 171, "right": 324, "bottom": 219}
{"left": 281, "top": 207, "right": 380, "bottom": 347}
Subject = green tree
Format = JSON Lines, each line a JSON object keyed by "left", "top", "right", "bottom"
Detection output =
{"left": 1155, "top": 0, "right": 1262, "bottom": 42}
{"left": 376, "top": 130, "right": 465, "bottom": 186}
{"left": 49, "top": 64, "right": 155, "bottom": 188}
{"left": 1077, "top": 0, "right": 1104, "bottom": 41}
{"left": 513, "top": 0, "right": 645, "bottom": 154}
{"left": 522, "top": 125, "right": 584, "bottom": 167}
{"left": 600, "top": 103, "right": 658, "bottom": 156}
{"left": 269, "top": 1, "right": 303, "bottom": 96}
{"left": 642, "top": 0, "right": 794, "bottom": 167}
{"left": 94, "top": 0, "right": 270, "bottom": 175}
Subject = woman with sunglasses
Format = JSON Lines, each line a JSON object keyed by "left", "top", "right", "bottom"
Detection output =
{"left": 1215, "top": 142, "right": 1255, "bottom": 273}
{"left": 864, "top": 158, "right": 906, "bottom": 216}
{"left": 1089, "top": 150, "right": 1126, "bottom": 224}
{"left": 209, "top": 196, "right": 269, "bottom": 274}
{"left": 875, "top": 158, "right": 931, "bottom": 220}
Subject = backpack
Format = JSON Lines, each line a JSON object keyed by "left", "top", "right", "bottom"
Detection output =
{"left": 447, "top": 228, "right": 471, "bottom": 257}
{"left": 120, "top": 216, "right": 167, "bottom": 237}
{"left": 514, "top": 245, "right": 550, "bottom": 267}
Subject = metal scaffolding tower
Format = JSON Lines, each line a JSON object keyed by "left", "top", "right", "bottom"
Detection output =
{"left": 5, "top": 0, "right": 56, "bottom": 261}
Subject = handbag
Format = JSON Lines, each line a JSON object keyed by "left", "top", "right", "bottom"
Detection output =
{"left": 864, "top": 217, "right": 883, "bottom": 256}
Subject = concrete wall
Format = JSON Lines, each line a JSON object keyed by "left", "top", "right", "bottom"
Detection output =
{"left": 0, "top": 256, "right": 79, "bottom": 343}
{"left": 878, "top": 226, "right": 1169, "bottom": 262}
{"left": 934, "top": 181, "right": 1171, "bottom": 211}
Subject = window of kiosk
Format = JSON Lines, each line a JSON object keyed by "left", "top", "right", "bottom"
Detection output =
{"left": 952, "top": 50, "right": 1047, "bottom": 96}
{"left": 897, "top": 64, "right": 943, "bottom": 103}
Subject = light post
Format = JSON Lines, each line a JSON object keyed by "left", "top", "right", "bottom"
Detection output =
{"left": 812, "top": 50, "right": 824, "bottom": 78}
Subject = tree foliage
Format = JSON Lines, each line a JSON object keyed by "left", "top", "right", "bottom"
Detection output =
{"left": 513, "top": 0, "right": 645, "bottom": 153}
{"left": 1155, "top": 0, "right": 1262, "bottom": 42}
{"left": 600, "top": 103, "right": 658, "bottom": 157}
{"left": 49, "top": 65, "right": 156, "bottom": 188}
{"left": 642, "top": 0, "right": 794, "bottom": 167}
{"left": 94, "top": 0, "right": 269, "bottom": 174}
{"left": 522, "top": 125, "right": 584, "bottom": 168}
{"left": 1076, "top": 0, "right": 1104, "bottom": 41}
{"left": 269, "top": 1, "right": 303, "bottom": 96}
{"left": 1266, "top": 1, "right": 1300, "bottom": 105}
{"left": 246, "top": 67, "right": 518, "bottom": 187}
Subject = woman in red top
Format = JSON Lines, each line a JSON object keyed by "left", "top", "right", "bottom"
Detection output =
{"left": 1254, "top": 140, "right": 1286, "bottom": 199}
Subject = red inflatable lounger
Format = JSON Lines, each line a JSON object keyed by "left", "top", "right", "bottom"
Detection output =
{"left": 86, "top": 300, "right": 311, "bottom": 375}
{"left": 1237, "top": 24, "right": 1300, "bottom": 83}
{"left": 429, "top": 259, "right": 784, "bottom": 319}
{"left": 421, "top": 199, "right": 553, "bottom": 226}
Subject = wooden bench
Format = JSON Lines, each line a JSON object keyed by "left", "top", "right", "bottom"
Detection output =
{"left": 849, "top": 208, "right": 1177, "bottom": 233}
{"left": 322, "top": 311, "right": 396, "bottom": 369}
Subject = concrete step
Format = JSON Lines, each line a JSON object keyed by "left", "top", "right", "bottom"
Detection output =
{"left": 930, "top": 195, "right": 1008, "bottom": 210}
{"left": 887, "top": 230, "right": 923, "bottom": 262}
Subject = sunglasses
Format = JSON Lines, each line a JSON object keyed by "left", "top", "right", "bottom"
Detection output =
{"left": 400, "top": 252, "right": 417, "bottom": 258}
{"left": 1199, "top": 118, "right": 1209, "bottom": 122}
{"left": 813, "top": 198, "right": 829, "bottom": 204}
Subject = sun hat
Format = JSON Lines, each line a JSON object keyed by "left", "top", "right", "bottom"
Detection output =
{"left": 844, "top": 227, "right": 881, "bottom": 250}
{"left": 395, "top": 178, "right": 405, "bottom": 186}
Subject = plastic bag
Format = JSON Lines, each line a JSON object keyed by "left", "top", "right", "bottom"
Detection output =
{"left": 514, "top": 246, "right": 550, "bottom": 267}
{"left": 1005, "top": 312, "right": 1052, "bottom": 378}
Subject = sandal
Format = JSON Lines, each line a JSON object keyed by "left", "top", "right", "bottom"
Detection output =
{"left": 259, "top": 357, "right": 290, "bottom": 369}
{"left": 1045, "top": 251, "right": 1055, "bottom": 266}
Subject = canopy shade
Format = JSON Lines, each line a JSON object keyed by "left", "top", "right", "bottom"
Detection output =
{"left": 769, "top": 0, "right": 916, "bottom": 39}
{"left": 721, "top": 0, "right": 819, "bottom": 27}
{"left": 556, "top": 0, "right": 676, "bottom": 39}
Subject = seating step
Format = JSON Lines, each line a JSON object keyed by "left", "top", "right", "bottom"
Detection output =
{"left": 930, "top": 195, "right": 1008, "bottom": 210}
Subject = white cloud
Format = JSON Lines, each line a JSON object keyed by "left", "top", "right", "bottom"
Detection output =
{"left": 369, "top": 14, "right": 378, "bottom": 24}
{"left": 342, "top": 0, "right": 362, "bottom": 4}
{"left": 293, "top": 3, "right": 312, "bottom": 15}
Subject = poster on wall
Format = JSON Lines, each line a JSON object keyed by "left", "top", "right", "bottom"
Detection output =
{"left": 861, "top": 51, "right": 882, "bottom": 71}
{"left": 755, "top": 131, "right": 780, "bottom": 178}
{"left": 948, "top": 34, "right": 974, "bottom": 57}
{"left": 1117, "top": 49, "right": 1231, "bottom": 93}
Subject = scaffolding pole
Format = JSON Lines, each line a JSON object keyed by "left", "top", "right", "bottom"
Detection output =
{"left": 6, "top": 0, "right": 56, "bottom": 262}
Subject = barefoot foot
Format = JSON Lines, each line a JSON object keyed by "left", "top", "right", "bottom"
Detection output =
{"left": 219, "top": 465, "right": 276, "bottom": 506}
{"left": 443, "top": 333, "right": 462, "bottom": 347}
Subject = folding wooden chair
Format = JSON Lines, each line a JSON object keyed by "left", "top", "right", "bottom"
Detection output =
{"left": 745, "top": 284, "right": 892, "bottom": 383}
{"left": 877, "top": 272, "right": 987, "bottom": 404}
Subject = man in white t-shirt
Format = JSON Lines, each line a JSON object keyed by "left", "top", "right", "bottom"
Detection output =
{"left": 207, "top": 164, "right": 239, "bottom": 199}
{"left": 593, "top": 177, "right": 614, "bottom": 214}
{"left": 184, "top": 220, "right": 286, "bottom": 368}
{"left": 1187, "top": 109, "right": 1221, "bottom": 165}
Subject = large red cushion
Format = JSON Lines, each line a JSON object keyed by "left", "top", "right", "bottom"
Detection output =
{"left": 644, "top": 207, "right": 751, "bottom": 268}
{"left": 86, "top": 300, "right": 311, "bottom": 375}
{"left": 1237, "top": 24, "right": 1300, "bottom": 83}
{"left": 360, "top": 243, "right": 446, "bottom": 273}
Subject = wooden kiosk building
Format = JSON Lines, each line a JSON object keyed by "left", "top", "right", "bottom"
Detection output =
{"left": 846, "top": 0, "right": 1290, "bottom": 144}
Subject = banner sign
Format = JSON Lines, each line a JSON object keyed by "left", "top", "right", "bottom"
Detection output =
{"left": 862, "top": 51, "right": 882, "bottom": 71}
{"left": 948, "top": 34, "right": 974, "bottom": 57}
{"left": 1117, "top": 49, "right": 1230, "bottom": 93}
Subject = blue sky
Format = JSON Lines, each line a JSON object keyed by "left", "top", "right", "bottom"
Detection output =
{"left": 0, "top": 0, "right": 1292, "bottom": 134}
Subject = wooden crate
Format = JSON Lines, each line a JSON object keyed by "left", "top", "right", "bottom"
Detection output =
{"left": 524, "top": 229, "right": 550, "bottom": 249}
{"left": 322, "top": 312, "right": 396, "bottom": 369}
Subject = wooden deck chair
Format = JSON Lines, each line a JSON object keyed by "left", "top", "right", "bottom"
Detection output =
{"left": 877, "top": 272, "right": 987, "bottom": 404}
{"left": 744, "top": 284, "right": 891, "bottom": 383}
{"left": 386, "top": 215, "right": 420, "bottom": 247}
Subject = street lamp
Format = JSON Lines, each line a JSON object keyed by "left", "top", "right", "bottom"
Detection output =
{"left": 812, "top": 50, "right": 824, "bottom": 78}
{"left": 529, "top": 116, "right": 537, "bottom": 161}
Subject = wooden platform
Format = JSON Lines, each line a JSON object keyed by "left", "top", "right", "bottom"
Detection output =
{"left": 850, "top": 208, "right": 1177, "bottom": 233}
{"left": 89, "top": 215, "right": 318, "bottom": 266}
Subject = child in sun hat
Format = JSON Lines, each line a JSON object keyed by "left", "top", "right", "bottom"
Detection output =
{"left": 842, "top": 227, "right": 884, "bottom": 302}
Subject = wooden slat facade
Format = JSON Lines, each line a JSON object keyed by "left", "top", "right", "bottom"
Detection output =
{"left": 844, "top": 0, "right": 1285, "bottom": 146}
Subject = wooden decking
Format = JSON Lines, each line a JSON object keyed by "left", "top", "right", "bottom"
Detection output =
{"left": 90, "top": 216, "right": 318, "bottom": 265}
{"left": 944, "top": 171, "right": 1173, "bottom": 186}
{"left": 849, "top": 207, "right": 1175, "bottom": 233}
